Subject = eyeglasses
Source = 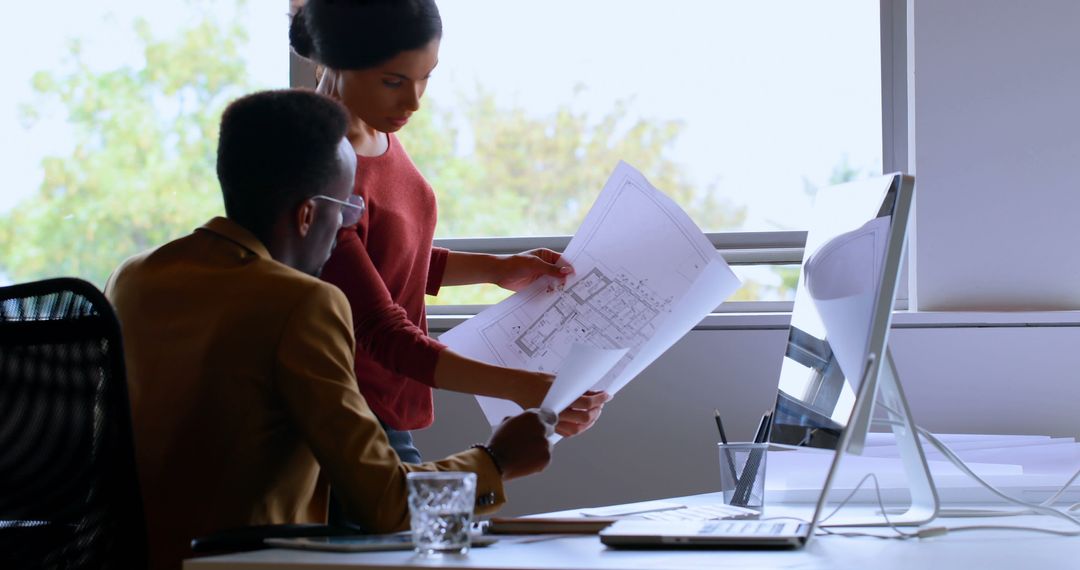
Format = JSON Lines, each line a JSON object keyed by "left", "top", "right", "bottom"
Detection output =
{"left": 313, "top": 194, "right": 365, "bottom": 227}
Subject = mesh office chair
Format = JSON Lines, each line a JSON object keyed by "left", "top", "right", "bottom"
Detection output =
{"left": 0, "top": 278, "right": 147, "bottom": 569}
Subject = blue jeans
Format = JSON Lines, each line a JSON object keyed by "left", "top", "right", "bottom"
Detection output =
{"left": 327, "top": 419, "right": 421, "bottom": 527}
{"left": 382, "top": 421, "right": 422, "bottom": 464}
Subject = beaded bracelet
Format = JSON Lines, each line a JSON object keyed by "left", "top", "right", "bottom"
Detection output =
{"left": 470, "top": 443, "right": 504, "bottom": 475}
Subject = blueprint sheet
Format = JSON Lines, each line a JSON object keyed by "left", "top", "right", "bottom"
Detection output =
{"left": 439, "top": 161, "right": 742, "bottom": 427}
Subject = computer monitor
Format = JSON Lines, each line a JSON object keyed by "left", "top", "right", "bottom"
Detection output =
{"left": 768, "top": 173, "right": 938, "bottom": 527}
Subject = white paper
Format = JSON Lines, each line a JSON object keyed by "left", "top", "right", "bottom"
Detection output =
{"left": 803, "top": 216, "right": 890, "bottom": 386}
{"left": 766, "top": 433, "right": 1080, "bottom": 505}
{"left": 578, "top": 500, "right": 686, "bottom": 518}
{"left": 541, "top": 344, "right": 628, "bottom": 414}
{"left": 441, "top": 162, "right": 741, "bottom": 427}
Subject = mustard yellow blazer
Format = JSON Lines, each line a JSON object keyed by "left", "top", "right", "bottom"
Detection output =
{"left": 106, "top": 217, "right": 503, "bottom": 570}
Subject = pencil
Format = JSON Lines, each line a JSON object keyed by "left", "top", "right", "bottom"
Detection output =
{"left": 714, "top": 408, "right": 729, "bottom": 445}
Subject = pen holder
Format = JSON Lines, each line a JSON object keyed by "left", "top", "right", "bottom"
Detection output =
{"left": 717, "top": 442, "right": 767, "bottom": 509}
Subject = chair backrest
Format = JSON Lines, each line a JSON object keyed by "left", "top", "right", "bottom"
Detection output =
{"left": 0, "top": 277, "right": 147, "bottom": 569}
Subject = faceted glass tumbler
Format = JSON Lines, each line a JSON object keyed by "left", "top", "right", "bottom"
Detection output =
{"left": 406, "top": 472, "right": 477, "bottom": 556}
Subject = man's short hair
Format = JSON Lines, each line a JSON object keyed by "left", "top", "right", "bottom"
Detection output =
{"left": 217, "top": 89, "right": 351, "bottom": 240}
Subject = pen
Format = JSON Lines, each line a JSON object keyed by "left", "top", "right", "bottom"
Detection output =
{"left": 716, "top": 409, "right": 739, "bottom": 487}
{"left": 751, "top": 411, "right": 770, "bottom": 443}
{"left": 734, "top": 410, "right": 772, "bottom": 507}
{"left": 714, "top": 408, "right": 729, "bottom": 445}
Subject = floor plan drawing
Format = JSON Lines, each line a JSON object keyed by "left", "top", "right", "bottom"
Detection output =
{"left": 439, "top": 161, "right": 742, "bottom": 426}
{"left": 511, "top": 267, "right": 667, "bottom": 361}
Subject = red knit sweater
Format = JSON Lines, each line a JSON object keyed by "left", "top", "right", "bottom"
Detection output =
{"left": 320, "top": 134, "right": 447, "bottom": 430}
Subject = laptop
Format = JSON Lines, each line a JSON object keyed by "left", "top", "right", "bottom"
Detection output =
{"left": 597, "top": 358, "right": 879, "bottom": 549}
{"left": 601, "top": 173, "right": 922, "bottom": 549}
{"left": 599, "top": 518, "right": 812, "bottom": 549}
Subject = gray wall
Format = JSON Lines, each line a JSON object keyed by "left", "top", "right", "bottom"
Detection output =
{"left": 415, "top": 319, "right": 1080, "bottom": 517}
{"left": 416, "top": 326, "right": 785, "bottom": 517}
{"left": 413, "top": 0, "right": 1080, "bottom": 517}
{"left": 913, "top": 0, "right": 1080, "bottom": 310}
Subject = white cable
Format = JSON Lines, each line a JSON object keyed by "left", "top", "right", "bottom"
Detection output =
{"left": 936, "top": 508, "right": 1034, "bottom": 518}
{"left": 937, "top": 524, "right": 1080, "bottom": 538}
{"left": 1037, "top": 464, "right": 1080, "bottom": 507}
{"left": 866, "top": 402, "right": 1080, "bottom": 535}
{"left": 917, "top": 428, "right": 1080, "bottom": 530}
{"left": 798, "top": 397, "right": 1080, "bottom": 539}
{"left": 754, "top": 398, "right": 1080, "bottom": 539}
{"left": 811, "top": 452, "right": 1080, "bottom": 539}
{"left": 817, "top": 472, "right": 917, "bottom": 540}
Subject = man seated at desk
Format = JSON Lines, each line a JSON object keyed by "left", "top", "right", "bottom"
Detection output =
{"left": 106, "top": 89, "right": 605, "bottom": 570}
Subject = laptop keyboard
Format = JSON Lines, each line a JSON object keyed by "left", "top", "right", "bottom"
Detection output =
{"left": 697, "top": 520, "right": 796, "bottom": 536}
{"left": 628, "top": 503, "right": 758, "bottom": 522}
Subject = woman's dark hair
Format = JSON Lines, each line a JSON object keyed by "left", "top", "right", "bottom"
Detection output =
{"left": 290, "top": 0, "right": 442, "bottom": 70}
{"left": 217, "top": 89, "right": 350, "bottom": 240}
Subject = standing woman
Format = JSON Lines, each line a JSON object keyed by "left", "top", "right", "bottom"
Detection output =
{"left": 289, "top": 0, "right": 608, "bottom": 464}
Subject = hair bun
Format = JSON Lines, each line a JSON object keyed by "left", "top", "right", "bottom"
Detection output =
{"left": 295, "top": 0, "right": 442, "bottom": 70}
{"left": 289, "top": 6, "right": 316, "bottom": 59}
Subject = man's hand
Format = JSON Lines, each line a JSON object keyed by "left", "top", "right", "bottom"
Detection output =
{"left": 555, "top": 391, "right": 611, "bottom": 437}
{"left": 493, "top": 248, "right": 574, "bottom": 292}
{"left": 486, "top": 409, "right": 556, "bottom": 480}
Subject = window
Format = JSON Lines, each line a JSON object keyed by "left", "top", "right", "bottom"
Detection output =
{"left": 1, "top": 0, "right": 887, "bottom": 309}
{"left": 408, "top": 1, "right": 881, "bottom": 238}
{"left": 397, "top": 1, "right": 883, "bottom": 306}
{"left": 0, "top": 0, "right": 286, "bottom": 289}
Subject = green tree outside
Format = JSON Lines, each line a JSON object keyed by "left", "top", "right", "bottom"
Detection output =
{"left": 402, "top": 91, "right": 748, "bottom": 305}
{"left": 2, "top": 3, "right": 826, "bottom": 308}
{"left": 402, "top": 90, "right": 745, "bottom": 238}
{"left": 1, "top": 6, "right": 253, "bottom": 288}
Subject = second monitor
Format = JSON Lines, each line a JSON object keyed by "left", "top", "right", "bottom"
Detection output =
{"left": 768, "top": 173, "right": 938, "bottom": 527}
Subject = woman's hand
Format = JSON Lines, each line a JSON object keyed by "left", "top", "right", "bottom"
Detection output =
{"left": 554, "top": 390, "right": 612, "bottom": 437}
{"left": 493, "top": 248, "right": 574, "bottom": 292}
{"left": 510, "top": 375, "right": 610, "bottom": 438}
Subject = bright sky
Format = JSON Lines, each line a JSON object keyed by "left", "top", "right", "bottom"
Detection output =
{"left": 434, "top": 0, "right": 882, "bottom": 231}
{"left": 2, "top": 1, "right": 880, "bottom": 233}
{"left": 0, "top": 1, "right": 287, "bottom": 212}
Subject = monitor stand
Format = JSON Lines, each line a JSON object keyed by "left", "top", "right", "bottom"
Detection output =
{"left": 818, "top": 347, "right": 939, "bottom": 527}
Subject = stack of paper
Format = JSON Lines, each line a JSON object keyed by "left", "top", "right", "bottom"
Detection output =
{"left": 766, "top": 433, "right": 1080, "bottom": 504}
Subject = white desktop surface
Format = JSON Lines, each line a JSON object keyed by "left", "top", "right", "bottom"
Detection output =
{"left": 183, "top": 493, "right": 1080, "bottom": 570}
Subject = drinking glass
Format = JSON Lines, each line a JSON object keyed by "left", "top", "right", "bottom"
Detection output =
{"left": 406, "top": 472, "right": 477, "bottom": 556}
